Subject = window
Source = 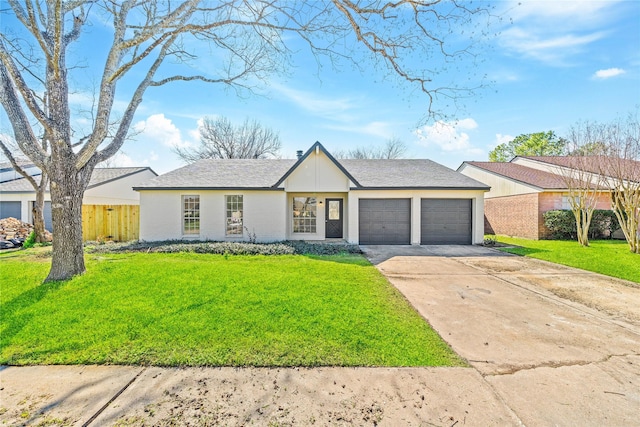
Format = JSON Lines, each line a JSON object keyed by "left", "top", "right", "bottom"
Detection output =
{"left": 182, "top": 195, "right": 200, "bottom": 235}
{"left": 293, "top": 197, "right": 316, "bottom": 233}
{"left": 226, "top": 195, "right": 243, "bottom": 235}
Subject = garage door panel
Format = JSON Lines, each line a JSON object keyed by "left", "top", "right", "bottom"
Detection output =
{"left": 0, "top": 201, "right": 21, "bottom": 221}
{"left": 421, "top": 199, "right": 471, "bottom": 245}
{"left": 359, "top": 199, "right": 410, "bottom": 245}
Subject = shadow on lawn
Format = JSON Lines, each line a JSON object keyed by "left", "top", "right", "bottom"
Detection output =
{"left": 0, "top": 280, "right": 67, "bottom": 361}
{"left": 497, "top": 246, "right": 549, "bottom": 257}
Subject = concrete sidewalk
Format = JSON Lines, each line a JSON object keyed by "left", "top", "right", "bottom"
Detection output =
{"left": 1, "top": 365, "right": 519, "bottom": 426}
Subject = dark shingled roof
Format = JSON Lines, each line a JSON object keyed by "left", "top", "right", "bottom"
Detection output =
{"left": 342, "top": 159, "right": 488, "bottom": 189}
{"left": 135, "top": 157, "right": 489, "bottom": 190}
{"left": 0, "top": 167, "right": 155, "bottom": 192}
{"left": 463, "top": 161, "right": 567, "bottom": 189}
{"left": 135, "top": 159, "right": 296, "bottom": 189}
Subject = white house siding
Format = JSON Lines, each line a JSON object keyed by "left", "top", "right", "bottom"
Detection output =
{"left": 139, "top": 190, "right": 287, "bottom": 242}
{"left": 283, "top": 150, "right": 350, "bottom": 192}
{"left": 458, "top": 164, "right": 540, "bottom": 198}
{"left": 84, "top": 169, "right": 157, "bottom": 204}
{"left": 347, "top": 189, "right": 486, "bottom": 245}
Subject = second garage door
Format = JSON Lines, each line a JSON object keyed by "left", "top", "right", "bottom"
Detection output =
{"left": 421, "top": 199, "right": 472, "bottom": 245}
{"left": 359, "top": 199, "right": 411, "bottom": 245}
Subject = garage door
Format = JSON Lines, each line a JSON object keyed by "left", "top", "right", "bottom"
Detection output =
{"left": 0, "top": 201, "right": 21, "bottom": 221}
{"left": 359, "top": 199, "right": 411, "bottom": 245}
{"left": 421, "top": 199, "right": 472, "bottom": 245}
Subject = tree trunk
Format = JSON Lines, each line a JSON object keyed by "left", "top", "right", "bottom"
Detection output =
{"left": 45, "top": 168, "right": 90, "bottom": 282}
{"left": 32, "top": 173, "right": 49, "bottom": 244}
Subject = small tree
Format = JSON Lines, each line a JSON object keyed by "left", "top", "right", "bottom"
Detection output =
{"left": 335, "top": 138, "right": 407, "bottom": 159}
{"left": 601, "top": 115, "right": 640, "bottom": 254}
{"left": 556, "top": 123, "right": 608, "bottom": 247}
{"left": 489, "top": 131, "right": 568, "bottom": 162}
{"left": 175, "top": 117, "right": 281, "bottom": 161}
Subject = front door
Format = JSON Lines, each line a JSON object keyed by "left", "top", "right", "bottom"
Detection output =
{"left": 325, "top": 198, "right": 343, "bottom": 238}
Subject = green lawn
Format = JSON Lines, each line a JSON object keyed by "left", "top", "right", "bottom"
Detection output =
{"left": 494, "top": 236, "right": 640, "bottom": 283}
{"left": 0, "top": 250, "right": 462, "bottom": 367}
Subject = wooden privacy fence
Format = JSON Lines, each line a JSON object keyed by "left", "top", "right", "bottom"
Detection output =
{"left": 82, "top": 205, "right": 139, "bottom": 242}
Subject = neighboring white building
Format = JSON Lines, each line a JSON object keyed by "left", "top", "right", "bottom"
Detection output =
{"left": 0, "top": 166, "right": 157, "bottom": 230}
{"left": 135, "top": 142, "right": 489, "bottom": 245}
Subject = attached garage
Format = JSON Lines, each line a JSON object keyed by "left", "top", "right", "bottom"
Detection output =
{"left": 421, "top": 199, "right": 472, "bottom": 245}
{"left": 0, "top": 201, "right": 21, "bottom": 221}
{"left": 359, "top": 199, "right": 411, "bottom": 245}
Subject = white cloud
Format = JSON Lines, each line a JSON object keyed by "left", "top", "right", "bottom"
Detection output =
{"left": 499, "top": 0, "right": 622, "bottom": 65}
{"left": 133, "top": 114, "right": 191, "bottom": 149}
{"left": 500, "top": 27, "right": 606, "bottom": 64}
{"left": 271, "top": 83, "right": 358, "bottom": 122}
{"left": 593, "top": 68, "right": 626, "bottom": 79}
{"left": 414, "top": 118, "right": 481, "bottom": 154}
{"left": 492, "top": 133, "right": 514, "bottom": 149}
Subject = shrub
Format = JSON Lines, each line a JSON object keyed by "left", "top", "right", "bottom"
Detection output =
{"left": 85, "top": 240, "right": 363, "bottom": 256}
{"left": 22, "top": 231, "right": 37, "bottom": 249}
{"left": 543, "top": 209, "right": 620, "bottom": 240}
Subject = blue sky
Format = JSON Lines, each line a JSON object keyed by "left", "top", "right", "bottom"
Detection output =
{"left": 2, "top": 1, "right": 639, "bottom": 175}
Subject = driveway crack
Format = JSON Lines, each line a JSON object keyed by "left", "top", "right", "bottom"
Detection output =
{"left": 482, "top": 353, "right": 639, "bottom": 377}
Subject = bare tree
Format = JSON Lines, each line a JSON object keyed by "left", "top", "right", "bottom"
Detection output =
{"left": 335, "top": 137, "right": 407, "bottom": 159}
{"left": 0, "top": 135, "right": 49, "bottom": 243}
{"left": 557, "top": 123, "right": 608, "bottom": 247}
{"left": 1, "top": 1, "right": 492, "bottom": 281}
{"left": 175, "top": 117, "right": 281, "bottom": 161}
{"left": 601, "top": 115, "right": 640, "bottom": 254}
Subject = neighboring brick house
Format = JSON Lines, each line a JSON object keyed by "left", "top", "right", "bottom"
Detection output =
{"left": 457, "top": 160, "right": 612, "bottom": 239}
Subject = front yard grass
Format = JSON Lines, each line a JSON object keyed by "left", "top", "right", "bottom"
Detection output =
{"left": 0, "top": 250, "right": 463, "bottom": 367}
{"left": 494, "top": 236, "right": 640, "bottom": 283}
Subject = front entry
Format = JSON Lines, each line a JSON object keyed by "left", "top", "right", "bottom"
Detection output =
{"left": 325, "top": 198, "right": 343, "bottom": 238}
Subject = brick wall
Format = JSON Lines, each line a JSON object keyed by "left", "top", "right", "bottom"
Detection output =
{"left": 484, "top": 193, "right": 540, "bottom": 239}
{"left": 538, "top": 192, "right": 613, "bottom": 239}
{"left": 537, "top": 193, "right": 561, "bottom": 239}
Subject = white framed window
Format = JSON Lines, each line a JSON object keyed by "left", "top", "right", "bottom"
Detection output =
{"left": 226, "top": 195, "right": 243, "bottom": 236}
{"left": 292, "top": 197, "right": 316, "bottom": 233}
{"left": 182, "top": 195, "right": 200, "bottom": 235}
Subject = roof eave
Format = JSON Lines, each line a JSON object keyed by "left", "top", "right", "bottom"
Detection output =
{"left": 133, "top": 186, "right": 286, "bottom": 191}
{"left": 88, "top": 167, "right": 156, "bottom": 189}
{"left": 350, "top": 186, "right": 490, "bottom": 191}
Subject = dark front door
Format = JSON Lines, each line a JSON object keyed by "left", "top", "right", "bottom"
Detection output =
{"left": 325, "top": 198, "right": 343, "bottom": 238}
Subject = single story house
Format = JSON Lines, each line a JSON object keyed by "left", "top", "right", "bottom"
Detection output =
{"left": 0, "top": 165, "right": 157, "bottom": 231}
{"left": 457, "top": 157, "right": 617, "bottom": 239}
{"left": 134, "top": 142, "right": 490, "bottom": 245}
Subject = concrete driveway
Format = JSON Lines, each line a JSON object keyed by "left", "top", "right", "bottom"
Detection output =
{"left": 362, "top": 245, "right": 640, "bottom": 426}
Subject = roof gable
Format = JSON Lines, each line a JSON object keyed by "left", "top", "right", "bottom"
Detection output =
{"left": 273, "top": 142, "right": 360, "bottom": 188}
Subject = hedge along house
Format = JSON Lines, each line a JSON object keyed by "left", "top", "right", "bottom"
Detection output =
{"left": 457, "top": 159, "right": 613, "bottom": 239}
{"left": 0, "top": 166, "right": 157, "bottom": 240}
{"left": 135, "top": 142, "right": 489, "bottom": 245}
